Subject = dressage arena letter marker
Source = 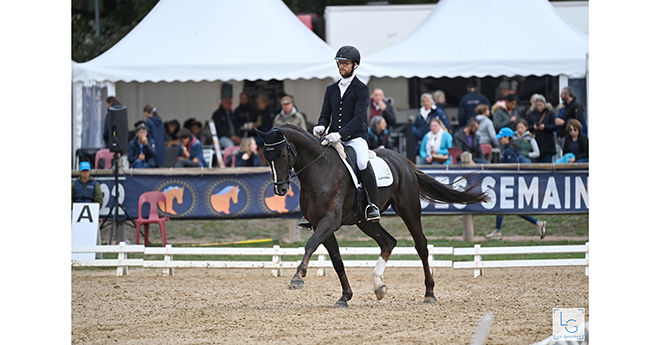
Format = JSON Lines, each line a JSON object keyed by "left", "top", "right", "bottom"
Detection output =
{"left": 72, "top": 203, "right": 100, "bottom": 260}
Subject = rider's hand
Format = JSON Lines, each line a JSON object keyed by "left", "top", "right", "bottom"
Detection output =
{"left": 321, "top": 132, "right": 341, "bottom": 145}
{"left": 313, "top": 125, "right": 326, "bottom": 137}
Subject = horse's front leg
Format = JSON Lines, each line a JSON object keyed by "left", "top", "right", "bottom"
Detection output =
{"left": 288, "top": 214, "right": 341, "bottom": 290}
{"left": 322, "top": 233, "right": 353, "bottom": 308}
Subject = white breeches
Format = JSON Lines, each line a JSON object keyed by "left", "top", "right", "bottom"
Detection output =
{"left": 342, "top": 137, "right": 369, "bottom": 170}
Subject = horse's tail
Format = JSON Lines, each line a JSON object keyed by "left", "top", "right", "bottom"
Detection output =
{"left": 405, "top": 159, "right": 490, "bottom": 205}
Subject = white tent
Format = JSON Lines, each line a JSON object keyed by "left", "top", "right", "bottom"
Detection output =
{"left": 360, "top": 0, "right": 589, "bottom": 79}
{"left": 71, "top": 0, "right": 338, "bottom": 164}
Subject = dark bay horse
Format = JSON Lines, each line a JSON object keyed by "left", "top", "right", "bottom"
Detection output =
{"left": 255, "top": 124, "right": 488, "bottom": 308}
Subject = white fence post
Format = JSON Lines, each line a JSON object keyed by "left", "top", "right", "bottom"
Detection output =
{"left": 473, "top": 244, "right": 483, "bottom": 278}
{"left": 584, "top": 242, "right": 589, "bottom": 276}
{"left": 271, "top": 245, "right": 282, "bottom": 277}
{"left": 163, "top": 244, "right": 173, "bottom": 276}
{"left": 116, "top": 242, "right": 128, "bottom": 276}
{"left": 317, "top": 253, "right": 327, "bottom": 277}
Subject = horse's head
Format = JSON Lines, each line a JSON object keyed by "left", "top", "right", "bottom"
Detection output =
{"left": 255, "top": 127, "right": 297, "bottom": 196}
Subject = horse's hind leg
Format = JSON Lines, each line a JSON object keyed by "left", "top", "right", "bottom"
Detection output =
{"left": 391, "top": 200, "right": 436, "bottom": 304}
{"left": 356, "top": 221, "right": 397, "bottom": 300}
{"left": 322, "top": 234, "right": 353, "bottom": 308}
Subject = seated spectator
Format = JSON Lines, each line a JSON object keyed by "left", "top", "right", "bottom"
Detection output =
{"left": 475, "top": 104, "right": 499, "bottom": 149}
{"left": 369, "top": 88, "right": 396, "bottom": 127}
{"left": 453, "top": 117, "right": 489, "bottom": 164}
{"left": 367, "top": 116, "right": 392, "bottom": 150}
{"left": 527, "top": 94, "right": 557, "bottom": 163}
{"left": 128, "top": 120, "right": 145, "bottom": 143}
{"left": 234, "top": 92, "right": 256, "bottom": 138}
{"left": 413, "top": 93, "right": 451, "bottom": 152}
{"left": 419, "top": 118, "right": 453, "bottom": 165}
{"left": 212, "top": 97, "right": 241, "bottom": 149}
{"left": 127, "top": 123, "right": 157, "bottom": 168}
{"left": 559, "top": 119, "right": 589, "bottom": 163}
{"left": 273, "top": 95, "right": 306, "bottom": 129}
{"left": 71, "top": 161, "right": 103, "bottom": 208}
{"left": 492, "top": 94, "right": 520, "bottom": 133}
{"left": 165, "top": 119, "right": 181, "bottom": 147}
{"left": 513, "top": 119, "right": 540, "bottom": 163}
{"left": 175, "top": 128, "right": 208, "bottom": 168}
{"left": 234, "top": 137, "right": 262, "bottom": 167}
{"left": 255, "top": 94, "right": 276, "bottom": 133}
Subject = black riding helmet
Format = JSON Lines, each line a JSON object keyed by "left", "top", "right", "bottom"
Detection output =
{"left": 335, "top": 45, "right": 360, "bottom": 66}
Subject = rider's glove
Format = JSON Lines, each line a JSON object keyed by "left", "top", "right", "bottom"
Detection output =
{"left": 313, "top": 125, "right": 326, "bottom": 137}
{"left": 321, "top": 132, "right": 341, "bottom": 145}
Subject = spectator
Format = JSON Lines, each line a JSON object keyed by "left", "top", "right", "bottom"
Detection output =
{"left": 234, "top": 137, "right": 262, "bottom": 167}
{"left": 419, "top": 118, "right": 453, "bottom": 165}
{"left": 492, "top": 94, "right": 520, "bottom": 133}
{"left": 485, "top": 213, "right": 547, "bottom": 240}
{"left": 495, "top": 80, "right": 515, "bottom": 101}
{"left": 273, "top": 95, "right": 307, "bottom": 129}
{"left": 212, "top": 97, "right": 241, "bottom": 149}
{"left": 234, "top": 92, "right": 256, "bottom": 138}
{"left": 457, "top": 77, "right": 491, "bottom": 129}
{"left": 556, "top": 86, "right": 586, "bottom": 141}
{"left": 128, "top": 120, "right": 145, "bottom": 144}
{"left": 143, "top": 104, "right": 165, "bottom": 167}
{"left": 255, "top": 94, "right": 276, "bottom": 133}
{"left": 513, "top": 119, "right": 540, "bottom": 163}
{"left": 165, "top": 120, "right": 181, "bottom": 147}
{"left": 103, "top": 96, "right": 122, "bottom": 149}
{"left": 527, "top": 94, "right": 557, "bottom": 163}
{"left": 127, "top": 123, "right": 156, "bottom": 168}
{"left": 413, "top": 93, "right": 451, "bottom": 152}
{"left": 175, "top": 128, "right": 208, "bottom": 168}
{"left": 71, "top": 161, "right": 103, "bottom": 208}
{"left": 495, "top": 127, "right": 522, "bottom": 163}
{"left": 367, "top": 116, "right": 392, "bottom": 150}
{"left": 475, "top": 104, "right": 499, "bottom": 149}
{"left": 559, "top": 119, "right": 589, "bottom": 163}
{"left": 369, "top": 88, "right": 396, "bottom": 127}
{"left": 453, "top": 117, "right": 489, "bottom": 164}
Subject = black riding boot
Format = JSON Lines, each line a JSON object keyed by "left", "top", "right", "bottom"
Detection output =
{"left": 360, "top": 162, "right": 380, "bottom": 222}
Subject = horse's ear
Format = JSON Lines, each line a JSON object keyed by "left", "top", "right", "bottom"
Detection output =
{"left": 253, "top": 128, "right": 267, "bottom": 138}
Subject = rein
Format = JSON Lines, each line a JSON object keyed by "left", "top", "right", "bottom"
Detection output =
{"left": 271, "top": 136, "right": 330, "bottom": 186}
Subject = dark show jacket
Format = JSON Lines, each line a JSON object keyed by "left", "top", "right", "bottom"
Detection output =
{"left": 317, "top": 77, "right": 370, "bottom": 142}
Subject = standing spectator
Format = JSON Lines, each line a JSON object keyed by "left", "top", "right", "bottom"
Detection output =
{"left": 369, "top": 88, "right": 396, "bottom": 127}
{"left": 433, "top": 90, "right": 451, "bottom": 132}
{"left": 419, "top": 118, "right": 453, "bottom": 165}
{"left": 272, "top": 95, "right": 307, "bottom": 129}
{"left": 492, "top": 94, "right": 520, "bottom": 132}
{"left": 127, "top": 123, "right": 156, "bottom": 168}
{"left": 165, "top": 120, "right": 180, "bottom": 147}
{"left": 234, "top": 137, "right": 262, "bottom": 167}
{"left": 234, "top": 92, "right": 256, "bottom": 138}
{"left": 103, "top": 96, "right": 122, "bottom": 149}
{"left": 71, "top": 161, "right": 103, "bottom": 208}
{"left": 367, "top": 116, "right": 392, "bottom": 150}
{"left": 143, "top": 104, "right": 165, "bottom": 167}
{"left": 255, "top": 95, "right": 276, "bottom": 133}
{"left": 413, "top": 93, "right": 451, "bottom": 152}
{"left": 453, "top": 117, "right": 489, "bottom": 164}
{"left": 475, "top": 104, "right": 499, "bottom": 149}
{"left": 175, "top": 128, "right": 208, "bottom": 168}
{"left": 527, "top": 95, "right": 557, "bottom": 163}
{"left": 457, "top": 77, "right": 491, "bottom": 129}
{"left": 556, "top": 86, "right": 586, "bottom": 141}
{"left": 212, "top": 97, "right": 241, "bottom": 149}
{"left": 513, "top": 119, "right": 540, "bottom": 163}
{"left": 559, "top": 119, "right": 589, "bottom": 163}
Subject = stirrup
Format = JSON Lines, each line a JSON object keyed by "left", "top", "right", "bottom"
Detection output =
{"left": 297, "top": 217, "right": 313, "bottom": 230}
{"left": 365, "top": 204, "right": 380, "bottom": 222}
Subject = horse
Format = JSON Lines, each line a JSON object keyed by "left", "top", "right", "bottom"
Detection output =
{"left": 255, "top": 124, "right": 489, "bottom": 308}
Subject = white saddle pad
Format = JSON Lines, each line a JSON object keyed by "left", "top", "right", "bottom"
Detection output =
{"left": 331, "top": 145, "right": 393, "bottom": 188}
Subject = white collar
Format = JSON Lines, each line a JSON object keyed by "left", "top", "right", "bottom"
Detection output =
{"left": 339, "top": 73, "right": 355, "bottom": 87}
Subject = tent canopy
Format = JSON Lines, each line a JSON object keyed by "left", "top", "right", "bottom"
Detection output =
{"left": 72, "top": 0, "right": 337, "bottom": 83}
{"left": 360, "top": 0, "right": 589, "bottom": 79}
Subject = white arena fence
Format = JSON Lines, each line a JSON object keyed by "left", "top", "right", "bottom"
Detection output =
{"left": 72, "top": 242, "right": 588, "bottom": 277}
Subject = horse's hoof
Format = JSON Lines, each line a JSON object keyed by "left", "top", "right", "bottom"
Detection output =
{"left": 375, "top": 285, "right": 387, "bottom": 300}
{"left": 288, "top": 280, "right": 304, "bottom": 290}
{"left": 423, "top": 296, "right": 437, "bottom": 304}
{"left": 334, "top": 300, "right": 348, "bottom": 308}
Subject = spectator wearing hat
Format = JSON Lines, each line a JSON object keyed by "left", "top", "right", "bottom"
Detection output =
{"left": 72, "top": 161, "right": 103, "bottom": 208}
{"left": 493, "top": 94, "right": 520, "bottom": 133}
{"left": 273, "top": 95, "right": 307, "bottom": 129}
{"left": 527, "top": 94, "right": 557, "bottom": 163}
{"left": 127, "top": 123, "right": 157, "bottom": 169}
{"left": 175, "top": 128, "right": 208, "bottom": 168}
{"left": 495, "top": 127, "right": 522, "bottom": 163}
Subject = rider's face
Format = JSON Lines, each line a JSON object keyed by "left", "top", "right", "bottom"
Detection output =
{"left": 337, "top": 60, "right": 354, "bottom": 78}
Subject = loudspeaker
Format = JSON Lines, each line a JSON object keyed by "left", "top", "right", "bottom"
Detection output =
{"left": 108, "top": 105, "right": 128, "bottom": 154}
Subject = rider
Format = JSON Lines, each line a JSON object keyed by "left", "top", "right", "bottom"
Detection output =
{"left": 313, "top": 45, "right": 380, "bottom": 222}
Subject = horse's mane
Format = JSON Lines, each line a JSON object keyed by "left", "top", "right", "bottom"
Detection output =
{"left": 277, "top": 123, "right": 323, "bottom": 151}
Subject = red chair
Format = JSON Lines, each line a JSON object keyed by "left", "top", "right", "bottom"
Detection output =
{"left": 222, "top": 145, "right": 240, "bottom": 167}
{"left": 448, "top": 147, "right": 463, "bottom": 165}
{"left": 95, "top": 149, "right": 116, "bottom": 169}
{"left": 134, "top": 191, "right": 169, "bottom": 246}
{"left": 480, "top": 144, "right": 493, "bottom": 163}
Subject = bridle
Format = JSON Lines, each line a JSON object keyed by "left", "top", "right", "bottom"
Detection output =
{"left": 263, "top": 129, "right": 330, "bottom": 187}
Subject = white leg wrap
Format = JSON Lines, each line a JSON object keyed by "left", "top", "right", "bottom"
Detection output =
{"left": 372, "top": 256, "right": 387, "bottom": 290}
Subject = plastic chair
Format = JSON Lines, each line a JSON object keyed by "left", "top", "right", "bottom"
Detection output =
{"left": 448, "top": 147, "right": 463, "bottom": 165}
{"left": 95, "top": 149, "right": 116, "bottom": 169}
{"left": 134, "top": 191, "right": 169, "bottom": 247}
{"left": 222, "top": 145, "right": 240, "bottom": 167}
{"left": 480, "top": 144, "right": 493, "bottom": 163}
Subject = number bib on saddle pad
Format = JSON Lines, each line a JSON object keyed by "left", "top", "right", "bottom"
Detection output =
{"left": 330, "top": 144, "right": 393, "bottom": 189}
